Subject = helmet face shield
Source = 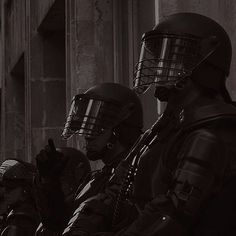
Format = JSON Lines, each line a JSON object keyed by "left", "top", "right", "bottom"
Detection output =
{"left": 62, "top": 94, "right": 123, "bottom": 139}
{"left": 133, "top": 32, "right": 201, "bottom": 94}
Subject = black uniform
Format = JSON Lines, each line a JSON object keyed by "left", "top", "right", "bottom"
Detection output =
{"left": 63, "top": 152, "right": 131, "bottom": 235}
{"left": 60, "top": 12, "right": 236, "bottom": 236}
{"left": 35, "top": 166, "right": 114, "bottom": 236}
{"left": 121, "top": 102, "right": 236, "bottom": 235}
{"left": 63, "top": 101, "right": 236, "bottom": 236}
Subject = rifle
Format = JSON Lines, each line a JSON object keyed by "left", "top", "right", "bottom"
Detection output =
{"left": 111, "top": 116, "right": 163, "bottom": 227}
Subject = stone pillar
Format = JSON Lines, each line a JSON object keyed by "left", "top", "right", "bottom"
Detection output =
{"left": 157, "top": 0, "right": 236, "bottom": 100}
{"left": 66, "top": 0, "right": 114, "bottom": 97}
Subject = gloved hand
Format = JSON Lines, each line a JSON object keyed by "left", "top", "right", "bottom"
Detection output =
{"left": 36, "top": 139, "right": 67, "bottom": 179}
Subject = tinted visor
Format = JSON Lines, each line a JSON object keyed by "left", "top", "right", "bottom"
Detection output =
{"left": 133, "top": 32, "right": 201, "bottom": 94}
{"left": 62, "top": 94, "right": 123, "bottom": 139}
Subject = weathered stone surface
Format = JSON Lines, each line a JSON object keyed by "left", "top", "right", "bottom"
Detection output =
{"left": 71, "top": 0, "right": 114, "bottom": 92}
{"left": 5, "top": 0, "right": 26, "bottom": 70}
{"left": 5, "top": 112, "right": 25, "bottom": 160}
{"left": 8, "top": 0, "right": 236, "bottom": 165}
{"left": 31, "top": 80, "right": 66, "bottom": 127}
{"left": 1, "top": 0, "right": 158, "bottom": 163}
{"left": 30, "top": 35, "right": 44, "bottom": 79}
{"left": 43, "top": 32, "right": 65, "bottom": 78}
{"left": 31, "top": 0, "right": 56, "bottom": 32}
{"left": 30, "top": 33, "right": 65, "bottom": 80}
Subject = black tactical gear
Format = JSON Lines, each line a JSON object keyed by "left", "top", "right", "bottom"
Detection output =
{"left": 35, "top": 146, "right": 90, "bottom": 234}
{"left": 120, "top": 103, "right": 236, "bottom": 236}
{"left": 61, "top": 13, "right": 236, "bottom": 236}
{"left": 62, "top": 150, "right": 138, "bottom": 235}
{"left": 62, "top": 102, "right": 236, "bottom": 236}
{"left": 36, "top": 139, "right": 66, "bottom": 179}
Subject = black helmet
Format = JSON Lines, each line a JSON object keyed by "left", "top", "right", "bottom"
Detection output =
{"left": 62, "top": 83, "right": 143, "bottom": 146}
{"left": 0, "top": 159, "right": 37, "bottom": 209}
{"left": 134, "top": 12, "right": 232, "bottom": 95}
{"left": 56, "top": 147, "right": 91, "bottom": 197}
{"left": 0, "top": 159, "right": 36, "bottom": 186}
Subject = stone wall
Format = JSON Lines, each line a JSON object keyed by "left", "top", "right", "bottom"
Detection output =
{"left": 1, "top": 0, "right": 67, "bottom": 162}
{"left": 5, "top": 0, "right": 232, "bottom": 164}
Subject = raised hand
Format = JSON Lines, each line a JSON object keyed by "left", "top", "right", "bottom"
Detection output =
{"left": 36, "top": 139, "right": 66, "bottom": 179}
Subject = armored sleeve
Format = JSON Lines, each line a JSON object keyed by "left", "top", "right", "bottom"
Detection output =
{"left": 119, "top": 128, "right": 228, "bottom": 236}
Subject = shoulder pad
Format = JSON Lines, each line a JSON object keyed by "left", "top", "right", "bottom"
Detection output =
{"left": 179, "top": 129, "right": 219, "bottom": 158}
{"left": 182, "top": 103, "right": 236, "bottom": 130}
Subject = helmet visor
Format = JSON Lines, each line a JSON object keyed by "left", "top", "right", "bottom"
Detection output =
{"left": 62, "top": 94, "right": 123, "bottom": 139}
{"left": 133, "top": 32, "right": 201, "bottom": 94}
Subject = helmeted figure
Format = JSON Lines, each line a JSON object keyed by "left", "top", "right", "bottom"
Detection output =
{"left": 0, "top": 159, "right": 40, "bottom": 236}
{"left": 63, "top": 83, "right": 143, "bottom": 235}
{"left": 35, "top": 83, "right": 143, "bottom": 235}
{"left": 63, "top": 13, "right": 236, "bottom": 236}
{"left": 122, "top": 12, "right": 236, "bottom": 236}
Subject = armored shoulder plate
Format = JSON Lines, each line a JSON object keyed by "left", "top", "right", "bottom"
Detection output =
{"left": 182, "top": 103, "right": 236, "bottom": 130}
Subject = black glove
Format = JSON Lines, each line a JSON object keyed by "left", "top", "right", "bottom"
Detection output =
{"left": 36, "top": 139, "right": 67, "bottom": 179}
